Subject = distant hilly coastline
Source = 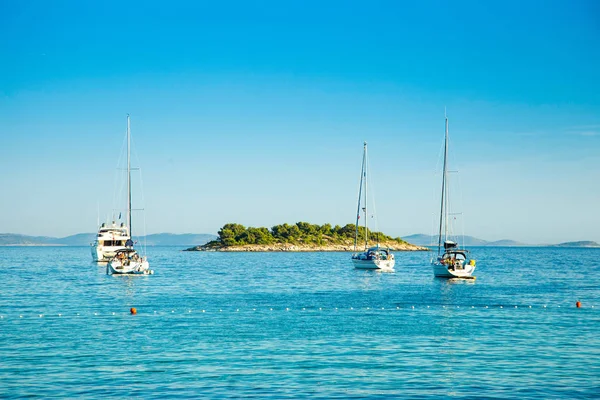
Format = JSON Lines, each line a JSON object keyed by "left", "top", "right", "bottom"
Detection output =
{"left": 402, "top": 234, "right": 528, "bottom": 247}
{"left": 0, "top": 233, "right": 216, "bottom": 247}
{"left": 551, "top": 241, "right": 600, "bottom": 248}
{"left": 400, "top": 234, "right": 600, "bottom": 248}
{"left": 1, "top": 232, "right": 598, "bottom": 248}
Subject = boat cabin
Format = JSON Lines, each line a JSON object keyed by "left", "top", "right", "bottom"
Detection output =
{"left": 354, "top": 246, "right": 394, "bottom": 261}
{"left": 439, "top": 249, "right": 469, "bottom": 270}
{"left": 96, "top": 222, "right": 130, "bottom": 247}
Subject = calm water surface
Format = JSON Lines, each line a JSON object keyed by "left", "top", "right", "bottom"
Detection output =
{"left": 0, "top": 246, "right": 599, "bottom": 398}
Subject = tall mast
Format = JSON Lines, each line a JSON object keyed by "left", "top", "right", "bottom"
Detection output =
{"left": 437, "top": 112, "right": 449, "bottom": 255}
{"left": 444, "top": 115, "right": 449, "bottom": 242}
{"left": 354, "top": 142, "right": 367, "bottom": 252}
{"left": 364, "top": 142, "right": 368, "bottom": 249}
{"left": 127, "top": 114, "right": 132, "bottom": 238}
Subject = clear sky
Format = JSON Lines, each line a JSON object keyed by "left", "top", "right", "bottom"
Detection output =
{"left": 1, "top": 0, "right": 599, "bottom": 244}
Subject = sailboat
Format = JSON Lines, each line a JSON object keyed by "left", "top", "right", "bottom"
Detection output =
{"left": 351, "top": 142, "right": 395, "bottom": 271}
{"left": 104, "top": 115, "right": 153, "bottom": 275}
{"left": 431, "top": 113, "right": 476, "bottom": 279}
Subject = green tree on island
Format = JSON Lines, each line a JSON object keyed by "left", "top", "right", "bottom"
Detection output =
{"left": 203, "top": 222, "right": 408, "bottom": 248}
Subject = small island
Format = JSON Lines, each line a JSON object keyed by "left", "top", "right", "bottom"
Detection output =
{"left": 185, "top": 222, "right": 427, "bottom": 252}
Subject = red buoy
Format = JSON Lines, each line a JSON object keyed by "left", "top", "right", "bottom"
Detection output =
{"left": 576, "top": 301, "right": 581, "bottom": 308}
{"left": 130, "top": 307, "right": 137, "bottom": 315}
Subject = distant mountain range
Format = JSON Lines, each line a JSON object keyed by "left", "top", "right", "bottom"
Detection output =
{"left": 402, "top": 234, "right": 600, "bottom": 248}
{"left": 551, "top": 241, "right": 600, "bottom": 248}
{"left": 0, "top": 233, "right": 216, "bottom": 246}
{"left": 1, "top": 232, "right": 598, "bottom": 248}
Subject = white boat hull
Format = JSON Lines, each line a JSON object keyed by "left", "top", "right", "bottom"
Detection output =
{"left": 432, "top": 261, "right": 475, "bottom": 278}
{"left": 91, "top": 244, "right": 127, "bottom": 262}
{"left": 107, "top": 259, "right": 152, "bottom": 275}
{"left": 352, "top": 258, "right": 395, "bottom": 271}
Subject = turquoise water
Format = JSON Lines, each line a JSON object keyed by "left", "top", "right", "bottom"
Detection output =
{"left": 1, "top": 246, "right": 599, "bottom": 398}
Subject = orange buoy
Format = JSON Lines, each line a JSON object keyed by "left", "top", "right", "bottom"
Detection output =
{"left": 130, "top": 307, "right": 137, "bottom": 315}
{"left": 576, "top": 301, "right": 581, "bottom": 308}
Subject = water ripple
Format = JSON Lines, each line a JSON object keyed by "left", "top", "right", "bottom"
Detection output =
{"left": 0, "top": 246, "right": 599, "bottom": 398}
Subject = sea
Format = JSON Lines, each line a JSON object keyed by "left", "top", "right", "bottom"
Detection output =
{"left": 0, "top": 246, "right": 598, "bottom": 399}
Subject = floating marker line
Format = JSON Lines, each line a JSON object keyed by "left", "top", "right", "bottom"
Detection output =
{"left": 0, "top": 304, "right": 596, "bottom": 320}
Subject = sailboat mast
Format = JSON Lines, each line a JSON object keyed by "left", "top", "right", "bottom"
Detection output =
{"left": 437, "top": 114, "right": 449, "bottom": 255}
{"left": 444, "top": 116, "right": 449, "bottom": 242}
{"left": 127, "top": 114, "right": 132, "bottom": 238}
{"left": 354, "top": 142, "right": 367, "bottom": 252}
{"left": 364, "top": 142, "right": 368, "bottom": 249}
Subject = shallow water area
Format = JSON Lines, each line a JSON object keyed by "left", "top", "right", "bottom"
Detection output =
{"left": 1, "top": 246, "right": 599, "bottom": 398}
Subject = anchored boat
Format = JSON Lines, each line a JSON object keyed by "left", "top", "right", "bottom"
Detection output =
{"left": 104, "top": 115, "right": 153, "bottom": 276}
{"left": 351, "top": 142, "right": 395, "bottom": 271}
{"left": 91, "top": 221, "right": 130, "bottom": 262}
{"left": 431, "top": 113, "right": 475, "bottom": 278}
{"left": 107, "top": 248, "right": 153, "bottom": 275}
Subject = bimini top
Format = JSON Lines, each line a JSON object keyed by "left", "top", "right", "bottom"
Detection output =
{"left": 114, "top": 248, "right": 138, "bottom": 255}
{"left": 442, "top": 249, "right": 469, "bottom": 257}
{"left": 367, "top": 246, "right": 391, "bottom": 254}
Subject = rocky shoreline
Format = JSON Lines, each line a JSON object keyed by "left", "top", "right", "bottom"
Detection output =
{"left": 185, "top": 241, "right": 428, "bottom": 252}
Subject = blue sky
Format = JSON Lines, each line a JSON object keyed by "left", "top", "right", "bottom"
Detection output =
{"left": 1, "top": 0, "right": 599, "bottom": 243}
